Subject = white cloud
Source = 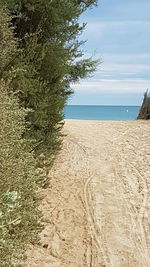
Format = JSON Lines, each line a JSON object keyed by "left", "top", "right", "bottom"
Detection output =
{"left": 85, "top": 21, "right": 150, "bottom": 35}
{"left": 71, "top": 78, "right": 150, "bottom": 93}
{"left": 88, "top": 20, "right": 150, "bottom": 26}
{"left": 102, "top": 53, "right": 150, "bottom": 61}
{"left": 99, "top": 64, "right": 150, "bottom": 72}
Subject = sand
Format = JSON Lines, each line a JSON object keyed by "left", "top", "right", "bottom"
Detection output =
{"left": 26, "top": 120, "right": 150, "bottom": 267}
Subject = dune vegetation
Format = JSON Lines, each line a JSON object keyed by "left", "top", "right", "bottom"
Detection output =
{"left": 0, "top": 1, "right": 98, "bottom": 266}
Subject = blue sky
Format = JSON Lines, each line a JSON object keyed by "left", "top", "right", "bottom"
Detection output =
{"left": 69, "top": 0, "right": 150, "bottom": 106}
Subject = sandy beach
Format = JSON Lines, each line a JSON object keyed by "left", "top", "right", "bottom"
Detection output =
{"left": 26, "top": 119, "right": 150, "bottom": 267}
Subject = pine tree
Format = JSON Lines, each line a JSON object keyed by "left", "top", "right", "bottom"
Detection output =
{"left": 1, "top": 0, "right": 98, "bottom": 158}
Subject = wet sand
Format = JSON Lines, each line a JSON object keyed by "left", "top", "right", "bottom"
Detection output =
{"left": 26, "top": 120, "right": 150, "bottom": 267}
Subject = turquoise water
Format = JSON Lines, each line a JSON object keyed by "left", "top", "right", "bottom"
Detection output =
{"left": 64, "top": 105, "right": 140, "bottom": 121}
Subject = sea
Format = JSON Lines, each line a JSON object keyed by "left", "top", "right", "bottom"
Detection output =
{"left": 64, "top": 105, "right": 140, "bottom": 121}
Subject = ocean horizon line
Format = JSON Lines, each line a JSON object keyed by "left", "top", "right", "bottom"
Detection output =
{"left": 66, "top": 104, "right": 140, "bottom": 107}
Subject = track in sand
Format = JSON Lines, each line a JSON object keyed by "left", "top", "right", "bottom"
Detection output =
{"left": 26, "top": 120, "right": 150, "bottom": 267}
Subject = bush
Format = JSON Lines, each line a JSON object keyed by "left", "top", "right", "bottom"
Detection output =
{"left": 2, "top": 0, "right": 98, "bottom": 158}
{"left": 0, "top": 80, "right": 42, "bottom": 266}
{"left": 0, "top": 7, "right": 42, "bottom": 264}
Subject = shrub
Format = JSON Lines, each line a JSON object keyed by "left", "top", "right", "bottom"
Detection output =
{"left": 0, "top": 6, "right": 42, "bottom": 264}
{"left": 2, "top": 0, "right": 98, "bottom": 158}
{"left": 0, "top": 80, "right": 42, "bottom": 266}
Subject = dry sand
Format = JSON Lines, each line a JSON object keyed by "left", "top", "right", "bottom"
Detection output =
{"left": 26, "top": 120, "right": 150, "bottom": 267}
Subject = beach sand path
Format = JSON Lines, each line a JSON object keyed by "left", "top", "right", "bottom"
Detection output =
{"left": 26, "top": 120, "right": 150, "bottom": 267}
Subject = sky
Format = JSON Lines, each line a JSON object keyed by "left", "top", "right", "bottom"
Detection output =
{"left": 68, "top": 0, "right": 150, "bottom": 106}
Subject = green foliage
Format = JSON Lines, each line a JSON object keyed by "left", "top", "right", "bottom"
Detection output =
{"left": 0, "top": 7, "right": 42, "bottom": 266}
{"left": 0, "top": 80, "right": 42, "bottom": 267}
{"left": 0, "top": 5, "right": 17, "bottom": 78}
{"left": 1, "top": 0, "right": 98, "bottom": 159}
{"left": 0, "top": 2, "right": 98, "bottom": 263}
